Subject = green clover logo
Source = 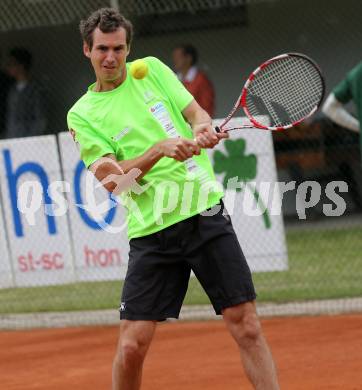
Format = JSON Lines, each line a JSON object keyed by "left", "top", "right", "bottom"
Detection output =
{"left": 213, "top": 139, "right": 271, "bottom": 229}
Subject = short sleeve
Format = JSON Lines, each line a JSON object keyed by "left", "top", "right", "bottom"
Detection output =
{"left": 67, "top": 111, "right": 116, "bottom": 168}
{"left": 333, "top": 77, "right": 352, "bottom": 104}
{"left": 332, "top": 63, "right": 362, "bottom": 104}
{"left": 146, "top": 57, "right": 194, "bottom": 111}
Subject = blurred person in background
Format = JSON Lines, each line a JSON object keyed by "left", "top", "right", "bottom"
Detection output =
{"left": 5, "top": 47, "right": 47, "bottom": 138}
{"left": 322, "top": 62, "right": 362, "bottom": 134}
{"left": 172, "top": 44, "right": 215, "bottom": 117}
{"left": 322, "top": 62, "right": 362, "bottom": 209}
{"left": 0, "top": 51, "right": 14, "bottom": 138}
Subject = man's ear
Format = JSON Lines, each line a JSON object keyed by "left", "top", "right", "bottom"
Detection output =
{"left": 83, "top": 42, "right": 91, "bottom": 58}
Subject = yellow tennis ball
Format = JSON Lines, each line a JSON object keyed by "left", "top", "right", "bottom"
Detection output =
{"left": 130, "top": 59, "right": 149, "bottom": 80}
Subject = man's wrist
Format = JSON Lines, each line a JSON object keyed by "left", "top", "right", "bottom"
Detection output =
{"left": 192, "top": 121, "right": 213, "bottom": 134}
{"left": 152, "top": 142, "right": 165, "bottom": 159}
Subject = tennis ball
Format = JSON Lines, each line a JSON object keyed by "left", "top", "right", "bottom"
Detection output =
{"left": 130, "top": 59, "right": 149, "bottom": 80}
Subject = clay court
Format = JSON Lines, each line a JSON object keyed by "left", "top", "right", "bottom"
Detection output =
{"left": 1, "top": 313, "right": 362, "bottom": 389}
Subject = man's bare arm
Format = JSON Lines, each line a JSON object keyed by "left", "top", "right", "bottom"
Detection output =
{"left": 182, "top": 99, "right": 228, "bottom": 148}
{"left": 90, "top": 138, "right": 200, "bottom": 193}
{"left": 322, "top": 93, "right": 360, "bottom": 133}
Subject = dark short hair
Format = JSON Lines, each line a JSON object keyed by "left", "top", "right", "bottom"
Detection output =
{"left": 80, "top": 8, "right": 133, "bottom": 49}
{"left": 8, "top": 47, "right": 32, "bottom": 71}
{"left": 176, "top": 44, "right": 198, "bottom": 66}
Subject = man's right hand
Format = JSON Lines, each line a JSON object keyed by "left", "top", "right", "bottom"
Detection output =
{"left": 156, "top": 138, "right": 201, "bottom": 161}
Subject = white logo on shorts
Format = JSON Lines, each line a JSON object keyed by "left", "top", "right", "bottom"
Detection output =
{"left": 120, "top": 302, "right": 126, "bottom": 311}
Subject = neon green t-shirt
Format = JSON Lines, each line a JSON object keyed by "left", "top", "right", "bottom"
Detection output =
{"left": 67, "top": 57, "right": 222, "bottom": 238}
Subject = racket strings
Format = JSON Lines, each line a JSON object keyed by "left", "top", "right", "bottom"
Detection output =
{"left": 246, "top": 56, "right": 323, "bottom": 127}
{"left": 252, "top": 58, "right": 321, "bottom": 116}
{"left": 251, "top": 62, "right": 319, "bottom": 124}
{"left": 248, "top": 59, "right": 322, "bottom": 125}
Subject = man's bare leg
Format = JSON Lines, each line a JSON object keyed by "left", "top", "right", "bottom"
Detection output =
{"left": 112, "top": 320, "right": 156, "bottom": 390}
{"left": 223, "top": 301, "right": 279, "bottom": 390}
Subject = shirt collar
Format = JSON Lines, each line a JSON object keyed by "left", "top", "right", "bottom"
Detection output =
{"left": 16, "top": 81, "right": 28, "bottom": 91}
{"left": 178, "top": 66, "right": 198, "bottom": 83}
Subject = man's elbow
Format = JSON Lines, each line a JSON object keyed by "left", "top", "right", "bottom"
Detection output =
{"left": 104, "top": 182, "right": 117, "bottom": 194}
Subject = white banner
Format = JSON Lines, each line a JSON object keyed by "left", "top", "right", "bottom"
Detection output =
{"left": 58, "top": 132, "right": 129, "bottom": 282}
{"left": 0, "top": 191, "right": 13, "bottom": 288}
{"left": 0, "top": 136, "right": 75, "bottom": 286}
{"left": 211, "top": 117, "right": 288, "bottom": 271}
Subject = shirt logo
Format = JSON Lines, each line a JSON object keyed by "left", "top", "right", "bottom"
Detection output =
{"left": 144, "top": 90, "right": 155, "bottom": 103}
{"left": 150, "top": 102, "right": 164, "bottom": 113}
{"left": 112, "top": 127, "right": 132, "bottom": 141}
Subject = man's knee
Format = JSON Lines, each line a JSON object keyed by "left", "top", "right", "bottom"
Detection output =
{"left": 223, "top": 302, "right": 262, "bottom": 347}
{"left": 115, "top": 321, "right": 156, "bottom": 368}
{"left": 117, "top": 340, "right": 146, "bottom": 368}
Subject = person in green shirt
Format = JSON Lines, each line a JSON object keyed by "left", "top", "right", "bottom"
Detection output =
{"left": 322, "top": 62, "right": 362, "bottom": 134}
{"left": 68, "top": 8, "right": 279, "bottom": 390}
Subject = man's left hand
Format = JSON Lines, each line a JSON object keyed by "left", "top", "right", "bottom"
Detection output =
{"left": 193, "top": 123, "right": 229, "bottom": 148}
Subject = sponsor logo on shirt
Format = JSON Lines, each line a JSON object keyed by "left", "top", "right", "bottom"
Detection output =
{"left": 144, "top": 90, "right": 155, "bottom": 103}
{"left": 112, "top": 127, "right": 132, "bottom": 142}
{"left": 150, "top": 102, "right": 211, "bottom": 186}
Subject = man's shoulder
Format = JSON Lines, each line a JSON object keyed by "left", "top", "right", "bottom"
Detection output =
{"left": 195, "top": 69, "right": 211, "bottom": 79}
{"left": 68, "top": 91, "right": 92, "bottom": 117}
{"left": 129, "top": 56, "right": 166, "bottom": 73}
{"left": 67, "top": 92, "right": 93, "bottom": 129}
{"left": 194, "top": 69, "right": 214, "bottom": 87}
{"left": 347, "top": 61, "right": 362, "bottom": 81}
{"left": 353, "top": 61, "right": 362, "bottom": 72}
{"left": 143, "top": 56, "right": 163, "bottom": 66}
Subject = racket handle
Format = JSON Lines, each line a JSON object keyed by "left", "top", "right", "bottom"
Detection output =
{"left": 215, "top": 126, "right": 221, "bottom": 133}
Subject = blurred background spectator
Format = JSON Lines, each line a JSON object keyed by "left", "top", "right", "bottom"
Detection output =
{"left": 5, "top": 47, "right": 47, "bottom": 138}
{"left": 322, "top": 62, "right": 362, "bottom": 135}
{"left": 0, "top": 50, "right": 13, "bottom": 138}
{"left": 172, "top": 44, "right": 215, "bottom": 117}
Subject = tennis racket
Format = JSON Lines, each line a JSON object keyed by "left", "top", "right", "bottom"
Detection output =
{"left": 215, "top": 53, "right": 325, "bottom": 132}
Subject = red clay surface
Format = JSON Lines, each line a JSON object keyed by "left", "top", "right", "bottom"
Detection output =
{"left": 1, "top": 314, "right": 362, "bottom": 389}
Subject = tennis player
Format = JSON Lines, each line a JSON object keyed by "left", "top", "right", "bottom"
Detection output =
{"left": 67, "top": 8, "right": 279, "bottom": 390}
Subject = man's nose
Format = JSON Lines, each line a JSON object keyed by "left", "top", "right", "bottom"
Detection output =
{"left": 105, "top": 51, "right": 116, "bottom": 62}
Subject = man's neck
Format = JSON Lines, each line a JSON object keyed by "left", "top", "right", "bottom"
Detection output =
{"left": 94, "top": 68, "right": 127, "bottom": 92}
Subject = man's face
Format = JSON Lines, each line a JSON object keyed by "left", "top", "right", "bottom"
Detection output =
{"left": 172, "top": 48, "right": 190, "bottom": 72}
{"left": 84, "top": 27, "right": 130, "bottom": 82}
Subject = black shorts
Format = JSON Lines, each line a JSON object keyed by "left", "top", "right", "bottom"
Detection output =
{"left": 119, "top": 201, "right": 256, "bottom": 321}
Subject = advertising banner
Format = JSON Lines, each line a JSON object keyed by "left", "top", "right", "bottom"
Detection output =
{"left": 0, "top": 136, "right": 75, "bottom": 286}
{"left": 211, "top": 117, "right": 288, "bottom": 271}
{"left": 58, "top": 132, "right": 129, "bottom": 282}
